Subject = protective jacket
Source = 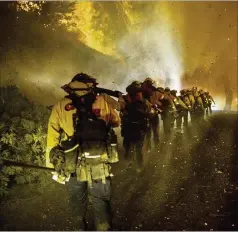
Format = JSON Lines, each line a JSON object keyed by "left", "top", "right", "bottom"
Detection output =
{"left": 119, "top": 92, "right": 151, "bottom": 140}
{"left": 46, "top": 95, "right": 120, "bottom": 183}
{"left": 187, "top": 92, "right": 195, "bottom": 108}
{"left": 100, "top": 93, "right": 120, "bottom": 111}
{"left": 119, "top": 93, "right": 151, "bottom": 116}
{"left": 180, "top": 95, "right": 191, "bottom": 107}
{"left": 174, "top": 96, "right": 189, "bottom": 112}
{"left": 203, "top": 95, "right": 209, "bottom": 108}
{"left": 159, "top": 93, "right": 176, "bottom": 114}
{"left": 142, "top": 84, "right": 163, "bottom": 106}
{"left": 207, "top": 94, "right": 215, "bottom": 105}
{"left": 193, "top": 91, "right": 204, "bottom": 112}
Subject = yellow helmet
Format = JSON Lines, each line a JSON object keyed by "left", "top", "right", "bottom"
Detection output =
{"left": 143, "top": 77, "right": 154, "bottom": 85}
{"left": 131, "top": 81, "right": 141, "bottom": 87}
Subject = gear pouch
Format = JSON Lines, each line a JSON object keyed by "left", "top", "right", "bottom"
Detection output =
{"left": 64, "top": 145, "right": 80, "bottom": 174}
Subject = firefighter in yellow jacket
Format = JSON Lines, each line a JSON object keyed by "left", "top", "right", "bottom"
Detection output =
{"left": 141, "top": 78, "right": 162, "bottom": 150}
{"left": 45, "top": 73, "right": 120, "bottom": 231}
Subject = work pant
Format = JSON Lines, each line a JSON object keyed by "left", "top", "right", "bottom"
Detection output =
{"left": 121, "top": 119, "right": 147, "bottom": 169}
{"left": 145, "top": 114, "right": 159, "bottom": 150}
{"left": 208, "top": 104, "right": 212, "bottom": 115}
{"left": 176, "top": 110, "right": 189, "bottom": 129}
{"left": 66, "top": 177, "right": 112, "bottom": 231}
{"left": 123, "top": 134, "right": 145, "bottom": 169}
{"left": 161, "top": 112, "right": 173, "bottom": 139}
{"left": 190, "top": 110, "right": 195, "bottom": 123}
{"left": 123, "top": 125, "right": 145, "bottom": 168}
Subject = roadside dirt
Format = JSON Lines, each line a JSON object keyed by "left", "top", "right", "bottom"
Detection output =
{"left": 1, "top": 113, "right": 237, "bottom": 231}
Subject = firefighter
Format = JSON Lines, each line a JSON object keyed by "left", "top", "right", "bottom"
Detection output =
{"left": 120, "top": 81, "right": 151, "bottom": 172}
{"left": 141, "top": 78, "right": 162, "bottom": 150}
{"left": 192, "top": 87, "right": 205, "bottom": 124}
{"left": 205, "top": 91, "right": 215, "bottom": 114}
{"left": 45, "top": 73, "right": 120, "bottom": 231}
{"left": 179, "top": 89, "right": 192, "bottom": 128}
{"left": 160, "top": 87, "right": 177, "bottom": 138}
{"left": 186, "top": 88, "right": 196, "bottom": 123}
{"left": 199, "top": 89, "right": 209, "bottom": 117}
{"left": 171, "top": 89, "right": 189, "bottom": 132}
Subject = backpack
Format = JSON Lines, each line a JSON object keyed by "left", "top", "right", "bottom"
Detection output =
{"left": 200, "top": 94, "right": 208, "bottom": 108}
{"left": 193, "top": 96, "right": 204, "bottom": 113}
{"left": 73, "top": 108, "right": 112, "bottom": 165}
{"left": 123, "top": 100, "right": 148, "bottom": 141}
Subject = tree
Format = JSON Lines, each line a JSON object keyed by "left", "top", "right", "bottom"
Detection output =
{"left": 0, "top": 85, "right": 50, "bottom": 197}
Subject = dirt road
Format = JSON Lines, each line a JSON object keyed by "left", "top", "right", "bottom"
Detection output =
{"left": 1, "top": 112, "right": 237, "bottom": 230}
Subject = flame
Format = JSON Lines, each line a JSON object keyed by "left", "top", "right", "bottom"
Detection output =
{"left": 61, "top": 2, "right": 184, "bottom": 90}
{"left": 60, "top": 2, "right": 117, "bottom": 58}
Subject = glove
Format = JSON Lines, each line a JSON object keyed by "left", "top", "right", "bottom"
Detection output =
{"left": 49, "top": 146, "right": 65, "bottom": 173}
{"left": 51, "top": 171, "right": 70, "bottom": 185}
{"left": 49, "top": 147, "right": 72, "bottom": 184}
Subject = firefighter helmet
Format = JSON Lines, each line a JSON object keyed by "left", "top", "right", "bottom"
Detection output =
{"left": 143, "top": 77, "right": 154, "bottom": 85}
{"left": 71, "top": 73, "right": 98, "bottom": 86}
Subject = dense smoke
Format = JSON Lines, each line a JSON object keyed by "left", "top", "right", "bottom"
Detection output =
{"left": 0, "top": 1, "right": 237, "bottom": 110}
{"left": 116, "top": 24, "right": 183, "bottom": 91}
{"left": 83, "top": 2, "right": 184, "bottom": 92}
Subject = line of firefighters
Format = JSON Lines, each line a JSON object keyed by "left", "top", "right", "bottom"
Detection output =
{"left": 43, "top": 73, "right": 216, "bottom": 230}
{"left": 116, "top": 78, "right": 215, "bottom": 172}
